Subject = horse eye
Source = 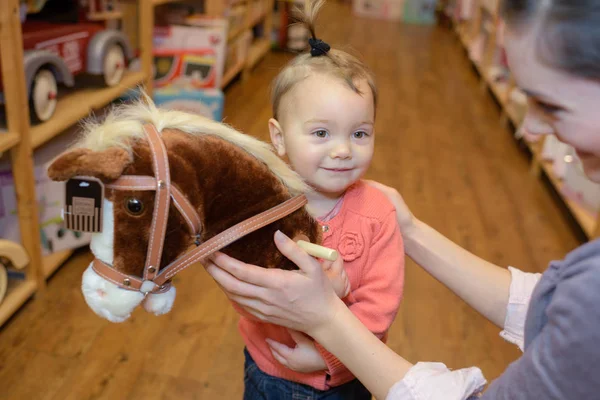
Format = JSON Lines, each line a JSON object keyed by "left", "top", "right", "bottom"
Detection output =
{"left": 125, "top": 198, "right": 144, "bottom": 215}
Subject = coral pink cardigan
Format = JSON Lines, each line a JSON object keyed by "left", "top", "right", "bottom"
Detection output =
{"left": 237, "top": 181, "right": 405, "bottom": 390}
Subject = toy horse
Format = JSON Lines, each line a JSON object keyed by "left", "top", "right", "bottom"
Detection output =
{"left": 47, "top": 99, "right": 322, "bottom": 323}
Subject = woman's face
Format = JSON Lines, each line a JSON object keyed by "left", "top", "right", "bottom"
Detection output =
{"left": 505, "top": 24, "right": 600, "bottom": 183}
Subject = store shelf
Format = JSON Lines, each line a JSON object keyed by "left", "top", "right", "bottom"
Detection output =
{"left": 247, "top": 11, "right": 267, "bottom": 28}
{"left": 43, "top": 249, "right": 74, "bottom": 279}
{"left": 0, "top": 132, "right": 20, "bottom": 155}
{"left": 152, "top": 0, "right": 184, "bottom": 5}
{"left": 246, "top": 38, "right": 271, "bottom": 70}
{"left": 222, "top": 61, "right": 246, "bottom": 88}
{"left": 87, "top": 11, "right": 123, "bottom": 20}
{"left": 0, "top": 279, "right": 36, "bottom": 327}
{"left": 31, "top": 71, "right": 147, "bottom": 149}
{"left": 228, "top": 25, "right": 247, "bottom": 42}
{"left": 540, "top": 160, "right": 598, "bottom": 238}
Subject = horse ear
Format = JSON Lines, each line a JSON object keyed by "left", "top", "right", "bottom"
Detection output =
{"left": 47, "top": 147, "right": 133, "bottom": 181}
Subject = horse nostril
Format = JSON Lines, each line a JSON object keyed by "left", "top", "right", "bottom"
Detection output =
{"left": 96, "top": 289, "right": 107, "bottom": 298}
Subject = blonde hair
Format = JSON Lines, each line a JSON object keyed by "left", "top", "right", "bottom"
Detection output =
{"left": 271, "top": 0, "right": 377, "bottom": 119}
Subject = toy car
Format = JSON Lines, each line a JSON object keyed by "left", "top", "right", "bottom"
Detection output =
{"left": 0, "top": 0, "right": 134, "bottom": 123}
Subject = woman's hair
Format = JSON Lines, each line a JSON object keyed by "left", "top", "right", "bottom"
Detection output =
{"left": 502, "top": 0, "right": 600, "bottom": 80}
{"left": 271, "top": 0, "right": 377, "bottom": 119}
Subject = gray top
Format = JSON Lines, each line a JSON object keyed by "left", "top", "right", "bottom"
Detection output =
{"left": 483, "top": 239, "right": 600, "bottom": 398}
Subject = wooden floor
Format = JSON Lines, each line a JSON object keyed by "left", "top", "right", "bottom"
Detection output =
{"left": 0, "top": 3, "right": 582, "bottom": 399}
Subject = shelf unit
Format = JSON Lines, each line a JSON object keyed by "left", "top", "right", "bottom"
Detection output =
{"left": 205, "top": 0, "right": 275, "bottom": 86}
{"left": 0, "top": 0, "right": 152, "bottom": 328}
{"left": 450, "top": 0, "right": 600, "bottom": 239}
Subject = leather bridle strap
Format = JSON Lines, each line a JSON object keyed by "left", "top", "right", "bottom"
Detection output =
{"left": 141, "top": 124, "right": 170, "bottom": 282}
{"left": 105, "top": 176, "right": 201, "bottom": 235}
{"left": 91, "top": 194, "right": 307, "bottom": 293}
{"left": 153, "top": 194, "right": 307, "bottom": 286}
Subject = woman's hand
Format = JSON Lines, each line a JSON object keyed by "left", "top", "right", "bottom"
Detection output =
{"left": 364, "top": 180, "right": 416, "bottom": 234}
{"left": 204, "top": 230, "right": 345, "bottom": 337}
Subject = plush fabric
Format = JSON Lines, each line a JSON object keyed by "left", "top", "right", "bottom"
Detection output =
{"left": 48, "top": 128, "right": 321, "bottom": 280}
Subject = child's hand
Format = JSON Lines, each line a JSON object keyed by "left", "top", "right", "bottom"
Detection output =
{"left": 266, "top": 330, "right": 327, "bottom": 373}
{"left": 322, "top": 256, "right": 350, "bottom": 298}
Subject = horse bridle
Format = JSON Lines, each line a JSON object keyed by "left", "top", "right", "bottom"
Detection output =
{"left": 92, "top": 123, "right": 307, "bottom": 295}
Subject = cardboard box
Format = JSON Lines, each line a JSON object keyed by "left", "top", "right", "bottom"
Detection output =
{"left": 404, "top": 0, "right": 438, "bottom": 24}
{"left": 0, "top": 129, "right": 92, "bottom": 256}
{"left": 153, "top": 87, "right": 225, "bottom": 121}
{"left": 153, "top": 21, "right": 228, "bottom": 89}
{"left": 352, "top": 0, "right": 405, "bottom": 20}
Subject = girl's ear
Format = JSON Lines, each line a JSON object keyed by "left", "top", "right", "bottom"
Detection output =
{"left": 268, "top": 118, "right": 286, "bottom": 157}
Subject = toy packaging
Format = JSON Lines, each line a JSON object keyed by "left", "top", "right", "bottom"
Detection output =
{"left": 0, "top": 129, "right": 92, "bottom": 256}
{"left": 403, "top": 0, "right": 438, "bottom": 24}
{"left": 153, "top": 20, "right": 228, "bottom": 89}
{"left": 352, "top": 0, "right": 405, "bottom": 21}
{"left": 153, "top": 87, "right": 225, "bottom": 121}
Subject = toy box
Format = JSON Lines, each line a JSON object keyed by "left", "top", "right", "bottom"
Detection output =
{"left": 0, "top": 129, "right": 92, "bottom": 256}
{"left": 404, "top": 0, "right": 438, "bottom": 24}
{"left": 352, "top": 0, "right": 405, "bottom": 21}
{"left": 153, "top": 20, "right": 228, "bottom": 89}
{"left": 153, "top": 87, "right": 225, "bottom": 121}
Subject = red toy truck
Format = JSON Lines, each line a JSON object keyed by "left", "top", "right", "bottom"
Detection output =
{"left": 0, "top": 0, "right": 133, "bottom": 122}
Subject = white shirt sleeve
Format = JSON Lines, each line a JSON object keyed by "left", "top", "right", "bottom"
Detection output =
{"left": 385, "top": 267, "right": 542, "bottom": 400}
{"left": 385, "top": 363, "right": 487, "bottom": 400}
{"left": 499, "top": 266, "right": 542, "bottom": 352}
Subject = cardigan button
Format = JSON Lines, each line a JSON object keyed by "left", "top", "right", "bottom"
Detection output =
{"left": 322, "top": 225, "right": 329, "bottom": 232}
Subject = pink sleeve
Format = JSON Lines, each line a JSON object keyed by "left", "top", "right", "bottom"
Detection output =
{"left": 316, "top": 211, "right": 405, "bottom": 385}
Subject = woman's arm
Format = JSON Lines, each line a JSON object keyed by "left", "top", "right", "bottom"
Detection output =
{"left": 205, "top": 231, "right": 413, "bottom": 399}
{"left": 365, "top": 181, "right": 511, "bottom": 328}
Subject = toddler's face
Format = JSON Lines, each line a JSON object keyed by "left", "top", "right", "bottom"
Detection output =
{"left": 270, "top": 74, "right": 375, "bottom": 197}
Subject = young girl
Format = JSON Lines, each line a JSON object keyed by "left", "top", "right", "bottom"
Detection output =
{"left": 236, "top": 1, "right": 405, "bottom": 399}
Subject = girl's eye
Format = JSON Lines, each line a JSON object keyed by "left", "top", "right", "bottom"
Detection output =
{"left": 353, "top": 131, "right": 368, "bottom": 139}
{"left": 314, "top": 130, "right": 328, "bottom": 138}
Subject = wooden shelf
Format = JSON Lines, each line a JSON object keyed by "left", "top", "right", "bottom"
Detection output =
{"left": 43, "top": 249, "right": 74, "bottom": 279}
{"left": 246, "top": 38, "right": 271, "bottom": 70}
{"left": 247, "top": 11, "right": 267, "bottom": 28}
{"left": 87, "top": 11, "right": 123, "bottom": 20}
{"left": 152, "top": 0, "right": 184, "bottom": 5}
{"left": 222, "top": 61, "right": 246, "bottom": 88}
{"left": 228, "top": 25, "right": 247, "bottom": 42}
{"left": 0, "top": 279, "right": 36, "bottom": 327}
{"left": 540, "top": 160, "right": 598, "bottom": 238}
{"left": 0, "top": 132, "right": 20, "bottom": 155}
{"left": 31, "top": 71, "right": 147, "bottom": 149}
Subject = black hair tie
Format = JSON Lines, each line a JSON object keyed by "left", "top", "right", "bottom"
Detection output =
{"left": 309, "top": 38, "right": 330, "bottom": 57}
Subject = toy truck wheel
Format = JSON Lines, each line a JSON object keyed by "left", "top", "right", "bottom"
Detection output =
{"left": 29, "top": 69, "right": 58, "bottom": 123}
{"left": 0, "top": 265, "right": 7, "bottom": 306}
{"left": 103, "top": 44, "right": 126, "bottom": 86}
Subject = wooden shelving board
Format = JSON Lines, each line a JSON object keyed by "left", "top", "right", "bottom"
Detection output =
{"left": 247, "top": 11, "right": 267, "bottom": 28}
{"left": 246, "top": 38, "right": 271, "bottom": 70}
{"left": 0, "top": 132, "right": 20, "bottom": 155}
{"left": 31, "top": 71, "right": 147, "bottom": 149}
{"left": 0, "top": 279, "right": 36, "bottom": 327}
{"left": 222, "top": 61, "right": 246, "bottom": 88}
{"left": 43, "top": 249, "right": 74, "bottom": 279}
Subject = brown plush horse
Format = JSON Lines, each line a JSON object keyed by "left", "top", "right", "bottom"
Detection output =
{"left": 47, "top": 98, "right": 321, "bottom": 322}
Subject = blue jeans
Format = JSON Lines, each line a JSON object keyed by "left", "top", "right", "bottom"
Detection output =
{"left": 243, "top": 348, "right": 372, "bottom": 400}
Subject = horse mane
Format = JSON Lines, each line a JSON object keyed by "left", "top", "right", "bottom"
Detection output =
{"left": 75, "top": 92, "right": 310, "bottom": 195}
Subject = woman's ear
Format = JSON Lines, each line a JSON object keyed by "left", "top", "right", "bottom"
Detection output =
{"left": 268, "top": 118, "right": 286, "bottom": 157}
